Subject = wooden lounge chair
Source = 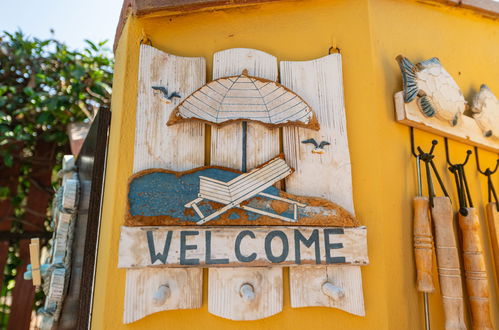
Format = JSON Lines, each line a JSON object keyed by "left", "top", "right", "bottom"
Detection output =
{"left": 185, "top": 157, "right": 306, "bottom": 224}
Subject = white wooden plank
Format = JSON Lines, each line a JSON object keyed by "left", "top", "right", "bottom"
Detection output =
{"left": 133, "top": 44, "right": 206, "bottom": 172}
{"left": 208, "top": 267, "right": 282, "bottom": 320}
{"left": 124, "top": 268, "right": 202, "bottom": 324}
{"left": 208, "top": 48, "right": 282, "bottom": 320}
{"left": 118, "top": 226, "right": 369, "bottom": 268}
{"left": 281, "top": 54, "right": 365, "bottom": 315}
{"left": 124, "top": 44, "right": 206, "bottom": 323}
{"left": 395, "top": 91, "right": 499, "bottom": 153}
{"left": 210, "top": 48, "right": 280, "bottom": 171}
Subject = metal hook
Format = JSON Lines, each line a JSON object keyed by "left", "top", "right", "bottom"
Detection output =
{"left": 444, "top": 138, "right": 472, "bottom": 167}
{"left": 474, "top": 147, "right": 499, "bottom": 176}
{"left": 409, "top": 128, "right": 449, "bottom": 206}
{"left": 444, "top": 138, "right": 473, "bottom": 215}
{"left": 474, "top": 147, "right": 499, "bottom": 211}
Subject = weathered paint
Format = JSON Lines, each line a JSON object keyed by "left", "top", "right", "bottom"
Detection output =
{"left": 126, "top": 167, "right": 357, "bottom": 226}
{"left": 93, "top": 0, "right": 499, "bottom": 329}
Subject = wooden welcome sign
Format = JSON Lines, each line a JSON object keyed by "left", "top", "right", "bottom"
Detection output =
{"left": 119, "top": 45, "right": 368, "bottom": 323}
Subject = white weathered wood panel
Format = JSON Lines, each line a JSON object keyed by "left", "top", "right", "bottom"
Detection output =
{"left": 118, "top": 226, "right": 369, "bottom": 268}
{"left": 210, "top": 48, "right": 280, "bottom": 170}
{"left": 208, "top": 267, "right": 282, "bottom": 320}
{"left": 395, "top": 91, "right": 499, "bottom": 153}
{"left": 124, "top": 44, "right": 206, "bottom": 323}
{"left": 124, "top": 268, "right": 202, "bottom": 324}
{"left": 281, "top": 54, "right": 365, "bottom": 315}
{"left": 208, "top": 48, "right": 282, "bottom": 320}
{"left": 134, "top": 44, "right": 206, "bottom": 172}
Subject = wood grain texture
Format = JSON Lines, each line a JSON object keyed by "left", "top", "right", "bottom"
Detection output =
{"left": 118, "top": 226, "right": 369, "bottom": 268}
{"left": 413, "top": 196, "right": 435, "bottom": 293}
{"left": 459, "top": 208, "right": 493, "bottom": 330}
{"left": 134, "top": 44, "right": 206, "bottom": 173}
{"left": 210, "top": 48, "right": 279, "bottom": 171}
{"left": 394, "top": 91, "right": 499, "bottom": 153}
{"left": 431, "top": 197, "right": 466, "bottom": 330}
{"left": 289, "top": 265, "right": 364, "bottom": 315}
{"left": 124, "top": 44, "right": 206, "bottom": 322}
{"left": 124, "top": 268, "right": 202, "bottom": 324}
{"left": 28, "top": 238, "right": 41, "bottom": 286}
{"left": 208, "top": 267, "right": 282, "bottom": 320}
{"left": 281, "top": 54, "right": 365, "bottom": 315}
{"left": 208, "top": 48, "right": 282, "bottom": 320}
{"left": 486, "top": 203, "right": 499, "bottom": 283}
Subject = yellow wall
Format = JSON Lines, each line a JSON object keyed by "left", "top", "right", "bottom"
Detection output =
{"left": 92, "top": 0, "right": 499, "bottom": 329}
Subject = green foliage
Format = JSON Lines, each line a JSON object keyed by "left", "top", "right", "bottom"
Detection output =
{"left": 0, "top": 31, "right": 113, "bottom": 150}
{"left": 0, "top": 31, "right": 113, "bottom": 324}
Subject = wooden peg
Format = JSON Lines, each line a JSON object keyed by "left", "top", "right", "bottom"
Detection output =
{"left": 152, "top": 284, "right": 171, "bottom": 306}
{"left": 29, "top": 238, "right": 41, "bottom": 286}
{"left": 239, "top": 283, "right": 255, "bottom": 302}
{"left": 321, "top": 282, "right": 345, "bottom": 301}
{"left": 459, "top": 208, "right": 493, "bottom": 330}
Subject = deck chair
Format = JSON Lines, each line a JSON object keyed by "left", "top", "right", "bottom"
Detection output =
{"left": 185, "top": 157, "right": 306, "bottom": 224}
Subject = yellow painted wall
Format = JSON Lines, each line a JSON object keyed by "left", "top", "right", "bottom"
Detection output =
{"left": 92, "top": 0, "right": 499, "bottom": 329}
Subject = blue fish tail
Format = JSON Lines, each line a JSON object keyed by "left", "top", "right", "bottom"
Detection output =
{"left": 396, "top": 55, "right": 419, "bottom": 103}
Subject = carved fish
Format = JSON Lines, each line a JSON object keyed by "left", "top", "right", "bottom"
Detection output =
{"left": 396, "top": 55, "right": 466, "bottom": 126}
{"left": 472, "top": 84, "right": 499, "bottom": 139}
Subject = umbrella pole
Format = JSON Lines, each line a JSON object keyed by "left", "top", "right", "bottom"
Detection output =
{"left": 242, "top": 121, "right": 247, "bottom": 173}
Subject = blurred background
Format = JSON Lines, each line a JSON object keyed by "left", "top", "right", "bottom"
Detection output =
{"left": 0, "top": 1, "right": 121, "bottom": 328}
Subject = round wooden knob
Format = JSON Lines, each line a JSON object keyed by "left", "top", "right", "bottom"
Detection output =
{"left": 239, "top": 283, "right": 255, "bottom": 302}
{"left": 321, "top": 282, "right": 345, "bottom": 301}
{"left": 152, "top": 284, "right": 171, "bottom": 306}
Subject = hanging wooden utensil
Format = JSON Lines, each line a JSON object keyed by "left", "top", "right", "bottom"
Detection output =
{"left": 486, "top": 203, "right": 499, "bottom": 281}
{"left": 413, "top": 154, "right": 434, "bottom": 330}
{"left": 431, "top": 196, "right": 467, "bottom": 330}
{"left": 445, "top": 141, "right": 492, "bottom": 330}
{"left": 459, "top": 208, "right": 493, "bottom": 330}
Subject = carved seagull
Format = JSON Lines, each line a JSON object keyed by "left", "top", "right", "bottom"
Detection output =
{"left": 302, "top": 139, "right": 330, "bottom": 154}
{"left": 152, "top": 86, "right": 181, "bottom": 103}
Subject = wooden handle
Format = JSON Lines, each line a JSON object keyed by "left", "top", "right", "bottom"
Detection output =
{"left": 459, "top": 208, "right": 493, "bottom": 330}
{"left": 431, "top": 197, "right": 466, "bottom": 330}
{"left": 485, "top": 203, "right": 499, "bottom": 283}
{"left": 413, "top": 196, "right": 435, "bottom": 293}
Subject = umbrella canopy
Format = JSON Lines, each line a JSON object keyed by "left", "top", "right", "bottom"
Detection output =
{"left": 167, "top": 70, "right": 319, "bottom": 130}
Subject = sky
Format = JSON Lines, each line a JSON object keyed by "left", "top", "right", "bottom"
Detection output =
{"left": 0, "top": 0, "right": 123, "bottom": 51}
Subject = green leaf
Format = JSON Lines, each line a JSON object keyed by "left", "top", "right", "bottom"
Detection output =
{"left": 0, "top": 186, "right": 10, "bottom": 200}
{"left": 3, "top": 153, "right": 13, "bottom": 167}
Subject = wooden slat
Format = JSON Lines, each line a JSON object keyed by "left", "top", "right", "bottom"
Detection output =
{"left": 118, "top": 226, "right": 369, "bottom": 268}
{"left": 281, "top": 54, "right": 365, "bottom": 315}
{"left": 208, "top": 48, "right": 283, "bottom": 320}
{"left": 394, "top": 91, "right": 499, "bottom": 153}
{"left": 124, "top": 268, "right": 202, "bottom": 324}
{"left": 210, "top": 48, "right": 280, "bottom": 171}
{"left": 124, "top": 44, "right": 206, "bottom": 323}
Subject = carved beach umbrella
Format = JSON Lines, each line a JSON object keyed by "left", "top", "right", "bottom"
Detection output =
{"left": 167, "top": 70, "right": 320, "bottom": 130}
